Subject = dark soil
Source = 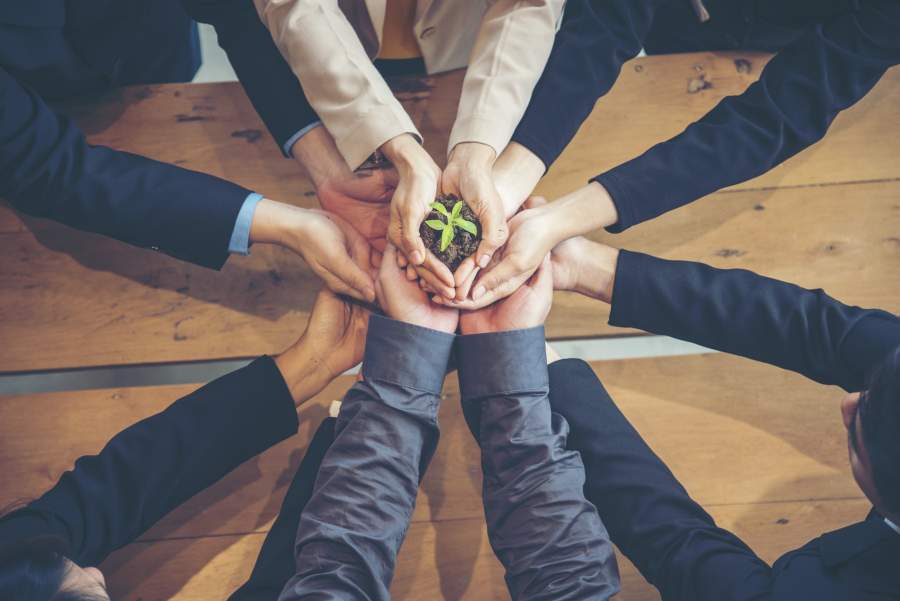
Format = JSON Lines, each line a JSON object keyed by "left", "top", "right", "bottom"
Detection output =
{"left": 419, "top": 193, "right": 481, "bottom": 272}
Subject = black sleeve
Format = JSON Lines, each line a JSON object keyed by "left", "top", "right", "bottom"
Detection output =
{"left": 593, "top": 0, "right": 900, "bottom": 232}
{"left": 0, "top": 67, "right": 250, "bottom": 269}
{"left": 13, "top": 357, "right": 298, "bottom": 567}
{"left": 510, "top": 0, "right": 665, "bottom": 169}
{"left": 548, "top": 359, "right": 774, "bottom": 601}
{"left": 180, "top": 0, "right": 319, "bottom": 154}
{"left": 228, "top": 419, "right": 336, "bottom": 601}
{"left": 609, "top": 251, "right": 900, "bottom": 391}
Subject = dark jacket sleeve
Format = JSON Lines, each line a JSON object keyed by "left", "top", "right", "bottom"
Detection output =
{"left": 510, "top": 0, "right": 665, "bottom": 169}
{"left": 277, "top": 316, "right": 454, "bottom": 601}
{"left": 547, "top": 358, "right": 774, "bottom": 601}
{"left": 594, "top": 0, "right": 900, "bottom": 232}
{"left": 179, "top": 0, "right": 319, "bottom": 154}
{"left": 609, "top": 251, "right": 900, "bottom": 391}
{"left": 228, "top": 418, "right": 336, "bottom": 601}
{"left": 0, "top": 357, "right": 299, "bottom": 567}
{"left": 457, "top": 327, "right": 620, "bottom": 601}
{"left": 0, "top": 67, "right": 250, "bottom": 269}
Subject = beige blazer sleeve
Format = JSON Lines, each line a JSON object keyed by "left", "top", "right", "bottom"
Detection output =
{"left": 448, "top": 0, "right": 566, "bottom": 157}
{"left": 253, "top": 0, "right": 420, "bottom": 170}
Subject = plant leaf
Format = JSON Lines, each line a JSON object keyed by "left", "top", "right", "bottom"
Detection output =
{"left": 440, "top": 223, "right": 454, "bottom": 251}
{"left": 430, "top": 202, "right": 450, "bottom": 217}
{"left": 451, "top": 200, "right": 463, "bottom": 220}
{"left": 424, "top": 220, "right": 446, "bottom": 231}
{"left": 455, "top": 218, "right": 478, "bottom": 236}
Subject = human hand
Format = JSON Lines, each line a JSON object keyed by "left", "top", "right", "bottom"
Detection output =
{"left": 549, "top": 235, "right": 619, "bottom": 304}
{"left": 381, "top": 134, "right": 456, "bottom": 298}
{"left": 442, "top": 142, "right": 509, "bottom": 292}
{"left": 250, "top": 200, "right": 375, "bottom": 302}
{"left": 275, "top": 289, "right": 371, "bottom": 405}
{"left": 459, "top": 254, "right": 554, "bottom": 335}
{"left": 376, "top": 244, "right": 459, "bottom": 334}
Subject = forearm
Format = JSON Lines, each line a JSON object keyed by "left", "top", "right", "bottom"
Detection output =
{"left": 28, "top": 357, "right": 298, "bottom": 566}
{"left": 448, "top": 0, "right": 564, "bottom": 156}
{"left": 605, "top": 250, "right": 900, "bottom": 391}
{"left": 594, "top": 3, "right": 900, "bottom": 232}
{"left": 458, "top": 328, "right": 618, "bottom": 600}
{"left": 511, "top": 0, "right": 664, "bottom": 169}
{"left": 279, "top": 316, "right": 453, "bottom": 601}
{"left": 253, "top": 0, "right": 418, "bottom": 169}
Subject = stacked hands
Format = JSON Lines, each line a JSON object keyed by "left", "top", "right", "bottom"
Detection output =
{"left": 262, "top": 125, "right": 621, "bottom": 317}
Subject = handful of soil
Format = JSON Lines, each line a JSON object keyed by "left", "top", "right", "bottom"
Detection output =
{"left": 419, "top": 194, "right": 481, "bottom": 272}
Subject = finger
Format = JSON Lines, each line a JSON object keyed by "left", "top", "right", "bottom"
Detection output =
{"left": 399, "top": 205, "right": 426, "bottom": 265}
{"left": 325, "top": 260, "right": 376, "bottom": 303}
{"left": 471, "top": 255, "right": 533, "bottom": 303}
{"left": 440, "top": 168, "right": 461, "bottom": 196}
{"left": 474, "top": 202, "right": 509, "bottom": 270}
{"left": 371, "top": 249, "right": 383, "bottom": 269}
{"left": 455, "top": 266, "right": 479, "bottom": 301}
{"left": 397, "top": 252, "right": 408, "bottom": 268}
{"left": 421, "top": 251, "right": 455, "bottom": 289}
{"left": 405, "top": 264, "right": 418, "bottom": 281}
{"left": 320, "top": 274, "right": 365, "bottom": 302}
{"left": 452, "top": 255, "right": 478, "bottom": 288}
{"left": 523, "top": 195, "right": 549, "bottom": 210}
{"left": 414, "top": 263, "right": 455, "bottom": 299}
{"left": 529, "top": 254, "right": 554, "bottom": 295}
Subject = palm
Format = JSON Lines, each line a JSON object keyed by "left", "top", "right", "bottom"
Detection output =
{"left": 461, "top": 283, "right": 545, "bottom": 333}
{"left": 317, "top": 170, "right": 395, "bottom": 251}
{"left": 377, "top": 245, "right": 459, "bottom": 333}
{"left": 304, "top": 290, "right": 370, "bottom": 376}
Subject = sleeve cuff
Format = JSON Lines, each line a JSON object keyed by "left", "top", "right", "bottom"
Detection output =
{"left": 591, "top": 171, "right": 633, "bottom": 234}
{"left": 282, "top": 121, "right": 322, "bottom": 158}
{"left": 456, "top": 326, "right": 548, "bottom": 400}
{"left": 361, "top": 315, "right": 455, "bottom": 395}
{"left": 227, "top": 193, "right": 263, "bottom": 255}
{"left": 448, "top": 114, "right": 509, "bottom": 159}
{"left": 607, "top": 249, "right": 646, "bottom": 329}
{"left": 334, "top": 107, "right": 421, "bottom": 171}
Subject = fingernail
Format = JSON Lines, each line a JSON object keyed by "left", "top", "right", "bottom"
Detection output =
{"left": 478, "top": 254, "right": 490, "bottom": 268}
{"left": 411, "top": 251, "right": 424, "bottom": 264}
{"left": 473, "top": 285, "right": 486, "bottom": 300}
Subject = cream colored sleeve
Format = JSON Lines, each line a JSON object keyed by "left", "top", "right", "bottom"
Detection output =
{"left": 253, "top": 0, "right": 420, "bottom": 169}
{"left": 448, "top": 0, "right": 566, "bottom": 157}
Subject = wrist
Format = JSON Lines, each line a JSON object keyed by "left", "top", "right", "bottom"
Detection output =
{"left": 274, "top": 342, "right": 330, "bottom": 407}
{"left": 493, "top": 142, "right": 545, "bottom": 217}
{"left": 550, "top": 182, "right": 618, "bottom": 239}
{"left": 575, "top": 241, "right": 619, "bottom": 304}
{"left": 379, "top": 133, "right": 423, "bottom": 171}
{"left": 291, "top": 125, "right": 350, "bottom": 187}
{"left": 448, "top": 142, "right": 496, "bottom": 168}
{"left": 249, "top": 200, "right": 310, "bottom": 249}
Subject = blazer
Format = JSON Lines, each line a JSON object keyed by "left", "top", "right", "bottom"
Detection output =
{"left": 511, "top": 0, "right": 900, "bottom": 232}
{"left": 0, "top": 0, "right": 319, "bottom": 269}
{"left": 252, "top": 0, "right": 565, "bottom": 169}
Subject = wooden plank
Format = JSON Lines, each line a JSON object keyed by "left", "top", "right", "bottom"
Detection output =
{"left": 96, "top": 498, "right": 872, "bottom": 601}
{"left": 1, "top": 354, "right": 862, "bottom": 542}
{"left": 3, "top": 177, "right": 897, "bottom": 371}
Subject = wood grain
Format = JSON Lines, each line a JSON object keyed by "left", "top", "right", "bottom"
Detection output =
{"left": 1, "top": 53, "right": 897, "bottom": 370}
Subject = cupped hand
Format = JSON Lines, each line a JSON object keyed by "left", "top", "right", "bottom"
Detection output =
{"left": 376, "top": 244, "right": 459, "bottom": 334}
{"left": 275, "top": 289, "right": 371, "bottom": 405}
{"left": 442, "top": 142, "right": 509, "bottom": 293}
{"left": 316, "top": 166, "right": 396, "bottom": 252}
{"left": 459, "top": 254, "right": 554, "bottom": 335}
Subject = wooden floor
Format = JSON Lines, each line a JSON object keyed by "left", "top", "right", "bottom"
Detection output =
{"left": 1, "top": 49, "right": 898, "bottom": 600}
{"left": 0, "top": 355, "right": 867, "bottom": 600}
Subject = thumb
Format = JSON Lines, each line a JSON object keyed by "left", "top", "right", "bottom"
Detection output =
{"left": 331, "top": 254, "right": 376, "bottom": 303}
{"left": 474, "top": 201, "right": 508, "bottom": 269}
{"left": 471, "top": 253, "right": 527, "bottom": 304}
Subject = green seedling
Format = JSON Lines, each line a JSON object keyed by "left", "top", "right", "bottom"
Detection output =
{"left": 424, "top": 201, "right": 478, "bottom": 252}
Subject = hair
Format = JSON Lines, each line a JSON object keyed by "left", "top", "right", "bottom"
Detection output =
{"left": 0, "top": 550, "right": 105, "bottom": 601}
{"left": 859, "top": 346, "right": 900, "bottom": 517}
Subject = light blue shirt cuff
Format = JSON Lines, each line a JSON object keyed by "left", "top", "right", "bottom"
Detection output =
{"left": 228, "top": 193, "right": 263, "bottom": 256}
{"left": 283, "top": 121, "right": 323, "bottom": 158}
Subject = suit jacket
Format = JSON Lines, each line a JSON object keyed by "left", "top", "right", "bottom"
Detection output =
{"left": 252, "top": 0, "right": 565, "bottom": 168}
{"left": 511, "top": 0, "right": 900, "bottom": 233}
{"left": 0, "top": 357, "right": 299, "bottom": 568}
{"left": 0, "top": 0, "right": 319, "bottom": 269}
{"left": 546, "top": 249, "right": 900, "bottom": 600}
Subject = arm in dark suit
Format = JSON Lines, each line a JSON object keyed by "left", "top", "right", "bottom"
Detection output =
{"left": 277, "top": 315, "right": 453, "bottom": 601}
{"left": 0, "top": 357, "right": 299, "bottom": 567}
{"left": 457, "top": 327, "right": 619, "bottom": 600}
{"left": 179, "top": 0, "right": 320, "bottom": 155}
{"left": 595, "top": 0, "right": 900, "bottom": 232}
{"left": 228, "top": 418, "right": 336, "bottom": 601}
{"left": 609, "top": 250, "right": 900, "bottom": 391}
{"left": 547, "top": 358, "right": 774, "bottom": 601}
{"left": 0, "top": 67, "right": 252, "bottom": 269}
{"left": 510, "top": 0, "right": 665, "bottom": 170}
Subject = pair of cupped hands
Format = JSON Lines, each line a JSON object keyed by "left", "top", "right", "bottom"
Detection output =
{"left": 267, "top": 134, "right": 571, "bottom": 316}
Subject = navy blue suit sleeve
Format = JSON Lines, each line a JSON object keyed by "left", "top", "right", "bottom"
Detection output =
{"left": 179, "top": 0, "right": 319, "bottom": 154}
{"left": 548, "top": 359, "right": 774, "bottom": 601}
{"left": 609, "top": 251, "right": 900, "bottom": 391}
{"left": 0, "top": 67, "right": 250, "bottom": 269}
{"left": 0, "top": 357, "right": 299, "bottom": 567}
{"left": 594, "top": 0, "right": 900, "bottom": 232}
{"left": 457, "top": 327, "right": 620, "bottom": 600}
{"left": 277, "top": 315, "right": 454, "bottom": 601}
{"left": 511, "top": 0, "right": 665, "bottom": 169}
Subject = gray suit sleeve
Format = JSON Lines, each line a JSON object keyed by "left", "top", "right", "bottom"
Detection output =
{"left": 457, "top": 327, "right": 620, "bottom": 600}
{"left": 277, "top": 315, "right": 455, "bottom": 601}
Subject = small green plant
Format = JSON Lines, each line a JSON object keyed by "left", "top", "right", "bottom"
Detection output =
{"left": 424, "top": 201, "right": 478, "bottom": 252}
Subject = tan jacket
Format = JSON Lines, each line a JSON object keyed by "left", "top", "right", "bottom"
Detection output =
{"left": 254, "top": 0, "right": 565, "bottom": 169}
